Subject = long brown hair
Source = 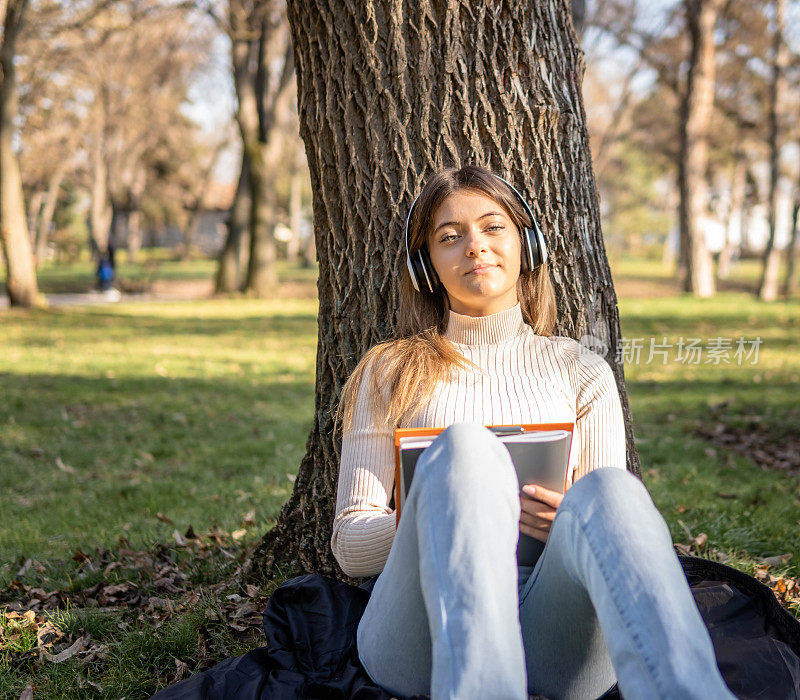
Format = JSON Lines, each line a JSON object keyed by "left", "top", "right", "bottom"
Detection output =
{"left": 336, "top": 164, "right": 557, "bottom": 433}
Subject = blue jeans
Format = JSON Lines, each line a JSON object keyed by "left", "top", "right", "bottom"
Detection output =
{"left": 356, "top": 423, "right": 735, "bottom": 700}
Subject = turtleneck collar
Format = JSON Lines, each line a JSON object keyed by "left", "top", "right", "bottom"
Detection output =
{"left": 444, "top": 302, "right": 526, "bottom": 346}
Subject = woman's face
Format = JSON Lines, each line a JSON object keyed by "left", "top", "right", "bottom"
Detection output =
{"left": 427, "top": 189, "right": 521, "bottom": 317}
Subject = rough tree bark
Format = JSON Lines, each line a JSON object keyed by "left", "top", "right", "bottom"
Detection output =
{"left": 677, "top": 0, "right": 722, "bottom": 297}
{"left": 0, "top": 0, "right": 40, "bottom": 307}
{"left": 247, "top": 0, "right": 641, "bottom": 583}
{"left": 757, "top": 0, "right": 786, "bottom": 302}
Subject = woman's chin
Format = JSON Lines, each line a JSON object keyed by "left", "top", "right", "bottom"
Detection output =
{"left": 458, "top": 279, "right": 506, "bottom": 297}
{"left": 450, "top": 286, "right": 516, "bottom": 311}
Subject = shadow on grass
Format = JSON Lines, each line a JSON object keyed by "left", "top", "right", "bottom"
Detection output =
{"left": 8, "top": 308, "right": 318, "bottom": 342}
{"left": 0, "top": 372, "right": 316, "bottom": 567}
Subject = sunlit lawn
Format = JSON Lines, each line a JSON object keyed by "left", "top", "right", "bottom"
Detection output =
{"left": 1, "top": 255, "right": 798, "bottom": 697}
{"left": 1, "top": 296, "right": 318, "bottom": 568}
{"left": 619, "top": 293, "right": 799, "bottom": 577}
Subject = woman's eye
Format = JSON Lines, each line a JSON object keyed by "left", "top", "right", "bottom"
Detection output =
{"left": 486, "top": 224, "right": 504, "bottom": 232}
{"left": 440, "top": 233, "right": 458, "bottom": 242}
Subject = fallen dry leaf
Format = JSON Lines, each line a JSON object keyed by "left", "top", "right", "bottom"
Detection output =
{"left": 41, "top": 635, "right": 89, "bottom": 663}
{"left": 173, "top": 656, "right": 189, "bottom": 680}
{"left": 72, "top": 549, "right": 91, "bottom": 564}
{"left": 695, "top": 412, "right": 800, "bottom": 476}
{"left": 55, "top": 457, "right": 75, "bottom": 474}
{"left": 19, "top": 683, "right": 33, "bottom": 700}
{"left": 758, "top": 553, "right": 793, "bottom": 567}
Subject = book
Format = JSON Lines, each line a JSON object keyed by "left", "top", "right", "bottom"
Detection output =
{"left": 393, "top": 423, "right": 574, "bottom": 567}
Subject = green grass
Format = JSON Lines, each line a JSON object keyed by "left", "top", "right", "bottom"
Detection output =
{"left": 0, "top": 297, "right": 317, "bottom": 569}
{"left": 618, "top": 291, "right": 800, "bottom": 583}
{"left": 1, "top": 255, "right": 799, "bottom": 697}
{"left": 16, "top": 250, "right": 319, "bottom": 295}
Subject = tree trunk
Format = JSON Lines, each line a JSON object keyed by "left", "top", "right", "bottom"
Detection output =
{"left": 0, "top": 0, "right": 40, "bottom": 307}
{"left": 301, "top": 226, "right": 316, "bottom": 268}
{"left": 89, "top": 119, "right": 112, "bottom": 256}
{"left": 182, "top": 139, "right": 225, "bottom": 261}
{"left": 247, "top": 0, "right": 641, "bottom": 583}
{"left": 677, "top": 0, "right": 722, "bottom": 297}
{"left": 719, "top": 154, "right": 746, "bottom": 280}
{"left": 740, "top": 167, "right": 758, "bottom": 256}
{"left": 286, "top": 168, "right": 302, "bottom": 262}
{"left": 215, "top": 153, "right": 251, "bottom": 294}
{"left": 242, "top": 142, "right": 278, "bottom": 295}
{"left": 128, "top": 209, "right": 143, "bottom": 263}
{"left": 757, "top": 0, "right": 787, "bottom": 302}
{"left": 125, "top": 166, "right": 146, "bottom": 264}
{"left": 27, "top": 189, "right": 44, "bottom": 245}
{"left": 34, "top": 161, "right": 67, "bottom": 269}
{"left": 238, "top": 12, "right": 294, "bottom": 296}
{"left": 781, "top": 157, "right": 800, "bottom": 297}
{"left": 182, "top": 211, "right": 202, "bottom": 261}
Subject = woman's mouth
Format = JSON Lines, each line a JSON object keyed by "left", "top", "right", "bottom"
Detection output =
{"left": 466, "top": 264, "right": 495, "bottom": 275}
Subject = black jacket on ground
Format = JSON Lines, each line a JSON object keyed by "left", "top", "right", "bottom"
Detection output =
{"left": 152, "top": 555, "right": 800, "bottom": 700}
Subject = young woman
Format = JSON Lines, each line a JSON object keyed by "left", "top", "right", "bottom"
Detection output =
{"left": 331, "top": 165, "right": 735, "bottom": 700}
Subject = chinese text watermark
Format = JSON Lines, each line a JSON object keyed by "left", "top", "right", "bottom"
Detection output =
{"left": 578, "top": 335, "right": 762, "bottom": 366}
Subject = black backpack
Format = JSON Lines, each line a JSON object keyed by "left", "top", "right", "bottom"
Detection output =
{"left": 152, "top": 553, "right": 800, "bottom": 699}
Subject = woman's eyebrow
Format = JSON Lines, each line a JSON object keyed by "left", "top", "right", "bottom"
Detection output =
{"left": 433, "top": 211, "right": 505, "bottom": 234}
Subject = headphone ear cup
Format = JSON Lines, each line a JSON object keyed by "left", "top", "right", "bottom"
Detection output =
{"left": 520, "top": 227, "right": 535, "bottom": 273}
{"left": 522, "top": 226, "right": 546, "bottom": 272}
{"left": 417, "top": 246, "right": 440, "bottom": 293}
{"left": 531, "top": 217, "right": 547, "bottom": 268}
{"left": 522, "top": 218, "right": 547, "bottom": 272}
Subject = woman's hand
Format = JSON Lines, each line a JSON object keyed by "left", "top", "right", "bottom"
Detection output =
{"left": 519, "top": 484, "right": 565, "bottom": 543}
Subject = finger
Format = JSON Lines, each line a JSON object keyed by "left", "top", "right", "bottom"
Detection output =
{"left": 522, "top": 484, "right": 563, "bottom": 509}
{"left": 518, "top": 504, "right": 556, "bottom": 523}
{"left": 519, "top": 523, "right": 550, "bottom": 542}
{"left": 519, "top": 512, "right": 553, "bottom": 529}
{"left": 519, "top": 498, "right": 557, "bottom": 521}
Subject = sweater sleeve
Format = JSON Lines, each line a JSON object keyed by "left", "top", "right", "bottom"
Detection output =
{"left": 573, "top": 348, "right": 627, "bottom": 482}
{"left": 331, "top": 358, "right": 397, "bottom": 578}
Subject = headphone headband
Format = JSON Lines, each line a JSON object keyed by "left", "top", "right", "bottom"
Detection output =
{"left": 404, "top": 172, "right": 547, "bottom": 293}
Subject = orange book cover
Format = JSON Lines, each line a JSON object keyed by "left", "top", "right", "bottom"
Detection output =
{"left": 393, "top": 422, "right": 575, "bottom": 527}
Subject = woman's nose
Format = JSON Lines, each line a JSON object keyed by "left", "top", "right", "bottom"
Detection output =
{"left": 464, "top": 230, "right": 489, "bottom": 257}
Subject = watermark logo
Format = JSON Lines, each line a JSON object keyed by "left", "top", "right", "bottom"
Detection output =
{"left": 608, "top": 336, "right": 762, "bottom": 365}
{"left": 577, "top": 333, "right": 610, "bottom": 366}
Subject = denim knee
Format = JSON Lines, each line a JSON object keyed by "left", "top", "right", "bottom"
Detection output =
{"left": 561, "top": 467, "right": 667, "bottom": 539}
{"left": 414, "top": 421, "right": 518, "bottom": 497}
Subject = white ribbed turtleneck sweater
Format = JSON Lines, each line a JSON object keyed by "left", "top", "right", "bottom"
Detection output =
{"left": 331, "top": 303, "right": 627, "bottom": 578}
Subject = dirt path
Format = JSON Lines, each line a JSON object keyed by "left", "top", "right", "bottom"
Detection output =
{"left": 0, "top": 278, "right": 319, "bottom": 309}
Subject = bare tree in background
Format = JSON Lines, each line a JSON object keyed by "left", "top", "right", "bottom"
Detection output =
{"left": 181, "top": 136, "right": 229, "bottom": 260}
{"left": 757, "top": 0, "right": 788, "bottom": 301}
{"left": 248, "top": 0, "right": 641, "bottom": 582}
{"left": 207, "top": 0, "right": 295, "bottom": 296}
{"left": 0, "top": 0, "right": 40, "bottom": 307}
{"left": 79, "top": 5, "right": 213, "bottom": 261}
{"left": 590, "top": 1, "right": 721, "bottom": 294}
{"left": 677, "top": 0, "right": 724, "bottom": 297}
